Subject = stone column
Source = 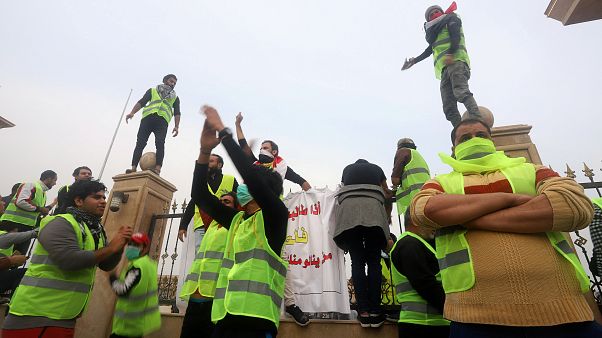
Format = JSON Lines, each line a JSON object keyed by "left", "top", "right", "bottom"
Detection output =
{"left": 491, "top": 124, "right": 542, "bottom": 165}
{"left": 75, "top": 171, "right": 177, "bottom": 338}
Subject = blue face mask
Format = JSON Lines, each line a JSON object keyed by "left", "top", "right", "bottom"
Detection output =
{"left": 236, "top": 184, "right": 253, "bottom": 207}
{"left": 125, "top": 245, "right": 141, "bottom": 260}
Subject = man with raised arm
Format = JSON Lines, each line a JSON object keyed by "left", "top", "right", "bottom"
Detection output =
{"left": 192, "top": 106, "right": 289, "bottom": 337}
{"left": 235, "top": 112, "right": 311, "bottom": 191}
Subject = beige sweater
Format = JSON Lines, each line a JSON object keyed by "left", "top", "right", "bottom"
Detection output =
{"left": 411, "top": 166, "right": 594, "bottom": 326}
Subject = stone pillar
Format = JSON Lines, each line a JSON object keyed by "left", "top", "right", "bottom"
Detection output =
{"left": 491, "top": 124, "right": 542, "bottom": 165}
{"left": 75, "top": 171, "right": 177, "bottom": 338}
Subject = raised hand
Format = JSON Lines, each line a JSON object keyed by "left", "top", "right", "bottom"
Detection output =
{"left": 201, "top": 105, "right": 225, "bottom": 132}
{"left": 200, "top": 120, "right": 221, "bottom": 151}
{"left": 235, "top": 112, "right": 243, "bottom": 125}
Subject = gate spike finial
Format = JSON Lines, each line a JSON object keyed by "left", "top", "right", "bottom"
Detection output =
{"left": 565, "top": 164, "right": 576, "bottom": 179}
{"left": 181, "top": 198, "right": 187, "bottom": 212}
{"left": 583, "top": 162, "right": 594, "bottom": 180}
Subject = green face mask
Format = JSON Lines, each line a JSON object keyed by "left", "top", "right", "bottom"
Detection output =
{"left": 454, "top": 137, "right": 496, "bottom": 161}
{"left": 439, "top": 137, "right": 526, "bottom": 174}
{"left": 125, "top": 245, "right": 141, "bottom": 260}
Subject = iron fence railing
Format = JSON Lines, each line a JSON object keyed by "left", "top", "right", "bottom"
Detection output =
{"left": 563, "top": 162, "right": 602, "bottom": 307}
{"left": 150, "top": 199, "right": 187, "bottom": 313}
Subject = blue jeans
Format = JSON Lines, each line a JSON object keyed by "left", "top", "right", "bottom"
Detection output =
{"left": 450, "top": 321, "right": 602, "bottom": 338}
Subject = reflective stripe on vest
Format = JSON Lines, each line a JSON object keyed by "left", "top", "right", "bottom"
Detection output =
{"left": 390, "top": 232, "right": 450, "bottom": 326}
{"left": 435, "top": 163, "right": 590, "bottom": 293}
{"left": 180, "top": 220, "right": 229, "bottom": 299}
{"left": 211, "top": 211, "right": 288, "bottom": 327}
{"left": 0, "top": 182, "right": 46, "bottom": 227}
{"left": 193, "top": 175, "right": 236, "bottom": 230}
{"left": 432, "top": 20, "right": 470, "bottom": 80}
{"left": 112, "top": 255, "right": 161, "bottom": 336}
{"left": 141, "top": 87, "right": 177, "bottom": 124}
{"left": 8, "top": 214, "right": 103, "bottom": 320}
{"left": 396, "top": 149, "right": 430, "bottom": 214}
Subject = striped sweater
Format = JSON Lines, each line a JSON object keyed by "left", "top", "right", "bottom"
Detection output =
{"left": 411, "top": 165, "right": 594, "bottom": 326}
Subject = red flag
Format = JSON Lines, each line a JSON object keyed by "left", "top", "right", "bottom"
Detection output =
{"left": 445, "top": 1, "right": 457, "bottom": 14}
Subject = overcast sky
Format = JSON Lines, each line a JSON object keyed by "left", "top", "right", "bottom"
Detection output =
{"left": 2, "top": 1, "right": 601, "bottom": 219}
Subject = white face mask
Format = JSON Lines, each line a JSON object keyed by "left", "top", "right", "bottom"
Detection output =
{"left": 258, "top": 148, "right": 274, "bottom": 163}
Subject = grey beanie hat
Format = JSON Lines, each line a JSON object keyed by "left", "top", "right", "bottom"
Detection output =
{"left": 425, "top": 5, "right": 443, "bottom": 21}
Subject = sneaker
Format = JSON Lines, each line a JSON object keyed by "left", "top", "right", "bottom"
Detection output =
{"left": 0, "top": 297, "right": 10, "bottom": 305}
{"left": 125, "top": 168, "right": 136, "bottom": 174}
{"left": 370, "top": 313, "right": 385, "bottom": 328}
{"left": 385, "top": 313, "right": 398, "bottom": 323}
{"left": 285, "top": 304, "right": 309, "bottom": 326}
{"left": 358, "top": 314, "right": 371, "bottom": 328}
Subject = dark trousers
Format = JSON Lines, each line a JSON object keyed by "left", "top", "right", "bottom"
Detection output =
{"left": 440, "top": 61, "right": 479, "bottom": 127}
{"left": 398, "top": 323, "right": 450, "bottom": 338}
{"left": 0, "top": 221, "right": 34, "bottom": 255}
{"left": 131, "top": 114, "right": 168, "bottom": 167}
{"left": 2, "top": 327, "right": 74, "bottom": 338}
{"left": 180, "top": 300, "right": 215, "bottom": 338}
{"left": 0, "top": 268, "right": 26, "bottom": 294}
{"left": 342, "top": 226, "right": 385, "bottom": 314}
{"left": 449, "top": 321, "right": 602, "bottom": 338}
{"left": 212, "top": 325, "right": 276, "bottom": 338}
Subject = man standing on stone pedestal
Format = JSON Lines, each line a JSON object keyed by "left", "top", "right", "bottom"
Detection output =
{"left": 126, "top": 74, "right": 181, "bottom": 175}
{"left": 402, "top": 3, "right": 480, "bottom": 127}
{"left": 1, "top": 180, "right": 133, "bottom": 338}
{"left": 391, "top": 138, "right": 430, "bottom": 216}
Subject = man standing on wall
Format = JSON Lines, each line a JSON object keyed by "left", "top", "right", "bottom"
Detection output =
{"left": 126, "top": 74, "right": 181, "bottom": 175}
{"left": 402, "top": 3, "right": 480, "bottom": 127}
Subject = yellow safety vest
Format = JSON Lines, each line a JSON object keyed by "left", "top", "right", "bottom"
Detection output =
{"left": 435, "top": 163, "right": 590, "bottom": 293}
{"left": 593, "top": 197, "right": 602, "bottom": 210}
{"left": 112, "top": 255, "right": 161, "bottom": 336}
{"left": 180, "top": 220, "right": 229, "bottom": 298}
{"left": 395, "top": 149, "right": 430, "bottom": 214}
{"left": 193, "top": 175, "right": 235, "bottom": 230}
{"left": 9, "top": 214, "right": 105, "bottom": 319}
{"left": 432, "top": 16, "right": 470, "bottom": 80}
{"left": 0, "top": 182, "right": 46, "bottom": 227}
{"left": 142, "top": 87, "right": 177, "bottom": 124}
{"left": 211, "top": 211, "right": 288, "bottom": 327}
{"left": 390, "top": 232, "right": 450, "bottom": 326}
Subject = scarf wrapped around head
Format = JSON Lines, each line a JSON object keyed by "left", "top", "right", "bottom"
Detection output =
{"left": 157, "top": 84, "right": 177, "bottom": 100}
{"left": 66, "top": 206, "right": 107, "bottom": 249}
{"left": 424, "top": 2, "right": 458, "bottom": 44}
{"left": 439, "top": 137, "right": 526, "bottom": 174}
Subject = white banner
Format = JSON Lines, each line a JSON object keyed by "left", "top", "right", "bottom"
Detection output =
{"left": 282, "top": 188, "right": 350, "bottom": 315}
